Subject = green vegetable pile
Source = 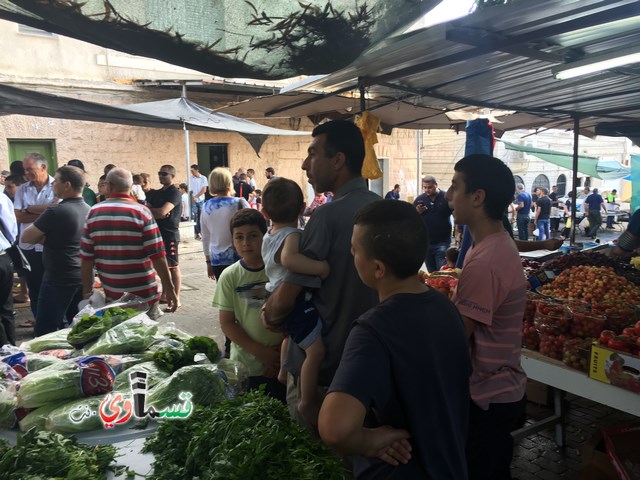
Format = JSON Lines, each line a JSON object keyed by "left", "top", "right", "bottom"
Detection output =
{"left": 153, "top": 335, "right": 221, "bottom": 373}
{"left": 0, "top": 427, "right": 120, "bottom": 480}
{"left": 144, "top": 389, "right": 346, "bottom": 480}
{"left": 67, "top": 307, "right": 140, "bottom": 348}
{"left": 84, "top": 317, "right": 158, "bottom": 355}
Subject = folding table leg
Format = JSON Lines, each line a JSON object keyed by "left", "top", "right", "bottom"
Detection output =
{"left": 552, "top": 387, "right": 566, "bottom": 447}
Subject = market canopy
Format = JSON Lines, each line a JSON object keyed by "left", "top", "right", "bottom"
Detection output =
{"left": 0, "top": 0, "right": 439, "bottom": 80}
{"left": 500, "top": 139, "right": 631, "bottom": 180}
{"left": 0, "top": 83, "right": 308, "bottom": 155}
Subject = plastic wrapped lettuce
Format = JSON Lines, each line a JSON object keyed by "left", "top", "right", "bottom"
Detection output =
{"left": 16, "top": 356, "right": 116, "bottom": 409}
{"left": 67, "top": 307, "right": 144, "bottom": 348}
{"left": 1, "top": 352, "right": 62, "bottom": 379}
{"left": 18, "top": 401, "right": 66, "bottom": 432}
{"left": 20, "top": 329, "right": 73, "bottom": 353}
{"left": 45, "top": 395, "right": 105, "bottom": 433}
{"left": 113, "top": 361, "right": 170, "bottom": 391}
{"left": 0, "top": 383, "right": 18, "bottom": 429}
{"left": 146, "top": 364, "right": 230, "bottom": 411}
{"left": 83, "top": 316, "right": 158, "bottom": 355}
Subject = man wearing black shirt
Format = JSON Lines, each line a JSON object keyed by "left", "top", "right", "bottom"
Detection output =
{"left": 147, "top": 164, "right": 183, "bottom": 308}
{"left": 534, "top": 187, "right": 552, "bottom": 241}
{"left": 21, "top": 166, "right": 90, "bottom": 335}
{"left": 549, "top": 185, "right": 560, "bottom": 232}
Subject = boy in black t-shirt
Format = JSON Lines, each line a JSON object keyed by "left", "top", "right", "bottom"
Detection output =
{"left": 318, "top": 200, "right": 470, "bottom": 479}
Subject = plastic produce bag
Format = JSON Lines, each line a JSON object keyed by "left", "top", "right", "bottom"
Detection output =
{"left": 68, "top": 293, "right": 150, "bottom": 348}
{"left": 216, "top": 358, "right": 250, "bottom": 395}
{"left": 1, "top": 352, "right": 62, "bottom": 378}
{"left": 0, "top": 382, "right": 18, "bottom": 428}
{"left": 147, "top": 364, "right": 231, "bottom": 411}
{"left": 20, "top": 329, "right": 73, "bottom": 353}
{"left": 16, "top": 356, "right": 116, "bottom": 409}
{"left": 113, "top": 361, "right": 170, "bottom": 391}
{"left": 83, "top": 316, "right": 158, "bottom": 356}
{"left": 46, "top": 395, "right": 105, "bottom": 433}
{"left": 18, "top": 401, "right": 66, "bottom": 432}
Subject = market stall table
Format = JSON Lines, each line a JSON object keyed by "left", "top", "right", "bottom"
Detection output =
{"left": 513, "top": 349, "right": 640, "bottom": 447}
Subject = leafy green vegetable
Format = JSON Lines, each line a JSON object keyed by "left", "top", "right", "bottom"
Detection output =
{"left": 0, "top": 387, "right": 16, "bottom": 429}
{"left": 19, "top": 329, "right": 73, "bottom": 353}
{"left": 84, "top": 317, "right": 158, "bottom": 355}
{"left": 113, "top": 361, "right": 170, "bottom": 391}
{"left": 45, "top": 395, "right": 105, "bottom": 434}
{"left": 18, "top": 402, "right": 66, "bottom": 432}
{"left": 24, "top": 353, "right": 62, "bottom": 372}
{"left": 67, "top": 307, "right": 140, "bottom": 348}
{"left": 144, "top": 389, "right": 346, "bottom": 480}
{"left": 0, "top": 427, "right": 120, "bottom": 479}
{"left": 146, "top": 364, "right": 229, "bottom": 411}
{"left": 153, "top": 335, "right": 221, "bottom": 373}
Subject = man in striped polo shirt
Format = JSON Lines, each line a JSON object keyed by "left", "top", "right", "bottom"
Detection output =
{"left": 80, "top": 167, "right": 177, "bottom": 313}
{"left": 446, "top": 154, "right": 527, "bottom": 480}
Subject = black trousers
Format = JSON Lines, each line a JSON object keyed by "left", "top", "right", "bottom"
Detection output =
{"left": 466, "top": 395, "right": 527, "bottom": 480}
{"left": 22, "top": 249, "right": 44, "bottom": 319}
{"left": 0, "top": 254, "right": 15, "bottom": 345}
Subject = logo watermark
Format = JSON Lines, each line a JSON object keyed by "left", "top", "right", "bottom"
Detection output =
{"left": 68, "top": 370, "right": 193, "bottom": 429}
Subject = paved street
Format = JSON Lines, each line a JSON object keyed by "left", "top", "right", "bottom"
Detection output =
{"left": 12, "top": 225, "right": 635, "bottom": 478}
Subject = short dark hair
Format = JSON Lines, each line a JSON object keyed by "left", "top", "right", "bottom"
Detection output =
{"left": 179, "top": 183, "right": 188, "bottom": 190}
{"left": 5, "top": 174, "right": 25, "bottom": 186}
{"left": 190, "top": 164, "right": 199, "bottom": 171}
{"left": 454, "top": 154, "right": 515, "bottom": 221}
{"left": 10, "top": 161, "right": 24, "bottom": 176}
{"left": 262, "top": 177, "right": 303, "bottom": 223}
{"left": 265, "top": 167, "right": 275, "bottom": 174}
{"left": 445, "top": 247, "right": 459, "bottom": 264}
{"left": 56, "top": 166, "right": 85, "bottom": 193}
{"left": 354, "top": 200, "right": 428, "bottom": 279}
{"left": 247, "top": 168, "right": 255, "bottom": 174}
{"left": 312, "top": 120, "right": 365, "bottom": 176}
{"left": 230, "top": 208, "right": 267, "bottom": 235}
{"left": 394, "top": 184, "right": 400, "bottom": 189}
{"left": 160, "top": 164, "right": 176, "bottom": 176}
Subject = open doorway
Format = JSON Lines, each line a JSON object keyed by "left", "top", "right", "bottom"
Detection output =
{"left": 196, "top": 143, "right": 228, "bottom": 176}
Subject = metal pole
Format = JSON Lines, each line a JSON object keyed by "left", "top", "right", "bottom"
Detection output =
{"left": 181, "top": 83, "right": 193, "bottom": 220}
{"left": 417, "top": 129, "right": 422, "bottom": 198}
{"left": 570, "top": 116, "right": 580, "bottom": 246}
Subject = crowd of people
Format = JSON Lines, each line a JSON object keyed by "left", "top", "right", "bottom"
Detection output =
{"left": 1, "top": 120, "right": 637, "bottom": 480}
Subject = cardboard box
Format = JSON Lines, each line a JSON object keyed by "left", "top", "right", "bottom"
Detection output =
{"left": 603, "top": 423, "right": 640, "bottom": 480}
{"left": 589, "top": 342, "right": 640, "bottom": 394}
{"left": 581, "top": 430, "right": 617, "bottom": 480}
{"left": 525, "top": 379, "right": 550, "bottom": 406}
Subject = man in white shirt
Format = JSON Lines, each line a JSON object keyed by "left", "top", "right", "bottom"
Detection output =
{"left": 14, "top": 153, "right": 56, "bottom": 319}
{"left": 246, "top": 168, "right": 257, "bottom": 189}
{"left": 188, "top": 164, "right": 208, "bottom": 240}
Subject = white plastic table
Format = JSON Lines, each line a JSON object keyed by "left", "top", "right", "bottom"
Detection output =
{"left": 512, "top": 349, "right": 640, "bottom": 446}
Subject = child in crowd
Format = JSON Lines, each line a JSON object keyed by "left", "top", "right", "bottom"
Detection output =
{"left": 318, "top": 200, "right": 470, "bottom": 478}
{"left": 4, "top": 174, "right": 24, "bottom": 203}
{"left": 212, "top": 209, "right": 286, "bottom": 401}
{"left": 249, "top": 189, "right": 262, "bottom": 211}
{"left": 96, "top": 175, "right": 108, "bottom": 203}
{"left": 441, "top": 247, "right": 459, "bottom": 270}
{"left": 261, "top": 178, "right": 330, "bottom": 425}
{"left": 131, "top": 174, "right": 146, "bottom": 204}
{"left": 179, "top": 183, "right": 190, "bottom": 221}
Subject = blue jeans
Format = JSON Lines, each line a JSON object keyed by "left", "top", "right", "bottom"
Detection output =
{"left": 192, "top": 200, "right": 204, "bottom": 235}
{"left": 536, "top": 219, "right": 550, "bottom": 241}
{"left": 426, "top": 241, "right": 449, "bottom": 273}
{"left": 35, "top": 280, "right": 83, "bottom": 337}
{"left": 516, "top": 216, "right": 529, "bottom": 241}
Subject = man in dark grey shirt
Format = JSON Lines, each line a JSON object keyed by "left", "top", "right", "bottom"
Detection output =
{"left": 22, "top": 166, "right": 90, "bottom": 336}
{"left": 263, "top": 120, "right": 379, "bottom": 427}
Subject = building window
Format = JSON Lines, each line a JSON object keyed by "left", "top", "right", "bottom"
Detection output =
{"left": 556, "top": 174, "right": 567, "bottom": 196}
{"left": 531, "top": 174, "right": 550, "bottom": 194}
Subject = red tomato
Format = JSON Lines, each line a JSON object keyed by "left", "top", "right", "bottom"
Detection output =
{"left": 608, "top": 336, "right": 632, "bottom": 353}
{"left": 622, "top": 327, "right": 638, "bottom": 337}
{"left": 599, "top": 330, "right": 616, "bottom": 346}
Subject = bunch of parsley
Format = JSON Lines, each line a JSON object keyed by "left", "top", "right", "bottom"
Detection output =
{"left": 0, "top": 427, "right": 120, "bottom": 479}
{"left": 144, "top": 389, "right": 346, "bottom": 479}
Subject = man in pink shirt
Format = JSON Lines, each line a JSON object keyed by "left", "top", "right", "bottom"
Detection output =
{"left": 446, "top": 154, "right": 527, "bottom": 480}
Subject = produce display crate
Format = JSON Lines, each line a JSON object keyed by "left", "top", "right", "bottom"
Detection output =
{"left": 603, "top": 423, "right": 640, "bottom": 480}
{"left": 589, "top": 342, "right": 640, "bottom": 394}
